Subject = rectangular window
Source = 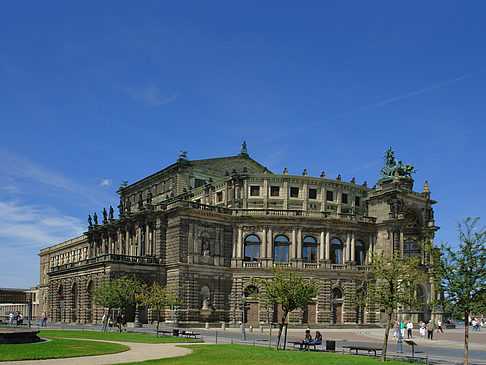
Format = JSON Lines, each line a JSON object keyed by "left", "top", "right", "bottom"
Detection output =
{"left": 195, "top": 179, "right": 206, "bottom": 188}
{"left": 216, "top": 191, "right": 223, "bottom": 202}
{"left": 250, "top": 186, "right": 260, "bottom": 196}
{"left": 326, "top": 191, "right": 334, "bottom": 201}
{"left": 303, "top": 246, "right": 317, "bottom": 263}
{"left": 342, "top": 193, "right": 348, "bottom": 204}
{"left": 270, "top": 186, "right": 280, "bottom": 197}
{"left": 355, "top": 196, "right": 360, "bottom": 206}
{"left": 290, "top": 187, "right": 299, "bottom": 198}
{"left": 308, "top": 188, "right": 317, "bottom": 199}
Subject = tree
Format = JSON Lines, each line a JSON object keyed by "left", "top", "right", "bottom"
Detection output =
{"left": 425, "top": 218, "right": 486, "bottom": 365}
{"left": 252, "top": 267, "right": 318, "bottom": 350}
{"left": 93, "top": 275, "right": 142, "bottom": 332}
{"left": 362, "top": 250, "right": 427, "bottom": 362}
{"left": 139, "top": 283, "right": 183, "bottom": 337}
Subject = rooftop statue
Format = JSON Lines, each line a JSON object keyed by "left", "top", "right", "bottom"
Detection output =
{"left": 178, "top": 150, "right": 188, "bottom": 161}
{"left": 240, "top": 141, "right": 248, "bottom": 155}
{"left": 380, "top": 147, "right": 417, "bottom": 178}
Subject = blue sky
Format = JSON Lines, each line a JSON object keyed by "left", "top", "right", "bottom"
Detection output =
{"left": 1, "top": 1, "right": 485, "bottom": 288}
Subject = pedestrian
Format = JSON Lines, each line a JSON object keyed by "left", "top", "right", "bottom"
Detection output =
{"left": 101, "top": 313, "right": 107, "bottom": 331}
{"left": 419, "top": 321, "right": 426, "bottom": 338}
{"left": 9, "top": 312, "right": 14, "bottom": 326}
{"left": 471, "top": 318, "right": 477, "bottom": 331}
{"left": 400, "top": 321, "right": 406, "bottom": 338}
{"left": 437, "top": 319, "right": 443, "bottom": 333}
{"left": 41, "top": 312, "right": 48, "bottom": 327}
{"left": 299, "top": 329, "right": 313, "bottom": 350}
{"left": 427, "top": 320, "right": 435, "bottom": 340}
{"left": 407, "top": 320, "right": 413, "bottom": 338}
{"left": 393, "top": 322, "right": 399, "bottom": 339}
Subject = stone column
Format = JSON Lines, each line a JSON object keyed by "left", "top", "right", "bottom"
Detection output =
{"left": 351, "top": 233, "right": 356, "bottom": 263}
{"left": 325, "top": 231, "right": 330, "bottom": 260}
{"left": 125, "top": 230, "right": 130, "bottom": 256}
{"left": 237, "top": 227, "right": 243, "bottom": 258}
{"left": 292, "top": 228, "right": 297, "bottom": 260}
{"left": 320, "top": 231, "right": 325, "bottom": 261}
{"left": 344, "top": 233, "right": 350, "bottom": 263}
{"left": 232, "top": 227, "right": 237, "bottom": 258}
{"left": 267, "top": 228, "right": 273, "bottom": 259}
{"left": 146, "top": 224, "right": 150, "bottom": 256}
{"left": 297, "top": 228, "right": 302, "bottom": 259}
{"left": 400, "top": 231, "right": 404, "bottom": 259}
{"left": 136, "top": 226, "right": 141, "bottom": 257}
{"left": 261, "top": 227, "right": 267, "bottom": 259}
{"left": 108, "top": 235, "right": 112, "bottom": 254}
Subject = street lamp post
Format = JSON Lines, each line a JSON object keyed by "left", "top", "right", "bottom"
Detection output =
{"left": 397, "top": 306, "right": 403, "bottom": 354}
{"left": 241, "top": 294, "right": 247, "bottom": 341}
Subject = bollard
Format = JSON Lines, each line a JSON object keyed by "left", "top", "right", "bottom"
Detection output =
{"left": 205, "top": 322, "right": 209, "bottom": 329}
{"left": 215, "top": 331, "right": 218, "bottom": 344}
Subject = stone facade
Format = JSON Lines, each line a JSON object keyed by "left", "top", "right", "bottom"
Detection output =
{"left": 39, "top": 147, "right": 440, "bottom": 326}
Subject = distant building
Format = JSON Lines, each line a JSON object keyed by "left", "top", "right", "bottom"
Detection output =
{"left": 39, "top": 144, "right": 440, "bottom": 325}
{"left": 0, "top": 287, "right": 39, "bottom": 322}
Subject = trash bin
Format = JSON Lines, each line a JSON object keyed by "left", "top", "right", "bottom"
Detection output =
{"left": 173, "top": 329, "right": 179, "bottom": 337}
{"left": 326, "top": 340, "right": 335, "bottom": 351}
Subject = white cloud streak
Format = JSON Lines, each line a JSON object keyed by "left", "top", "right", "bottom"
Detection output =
{"left": 259, "top": 73, "right": 476, "bottom": 143}
{"left": 0, "top": 200, "right": 85, "bottom": 249}
{"left": 123, "top": 83, "right": 179, "bottom": 107}
{"left": 0, "top": 148, "right": 111, "bottom": 208}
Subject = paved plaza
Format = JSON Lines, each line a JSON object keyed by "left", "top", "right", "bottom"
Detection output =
{"left": 3, "top": 324, "right": 485, "bottom": 365}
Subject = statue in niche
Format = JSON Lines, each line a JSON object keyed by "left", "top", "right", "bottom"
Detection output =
{"left": 138, "top": 192, "right": 143, "bottom": 208}
{"left": 102, "top": 208, "right": 108, "bottom": 223}
{"left": 88, "top": 215, "right": 93, "bottom": 227}
{"left": 146, "top": 190, "right": 153, "bottom": 205}
{"left": 109, "top": 206, "right": 114, "bottom": 220}
{"left": 93, "top": 212, "right": 98, "bottom": 225}
{"left": 125, "top": 198, "right": 131, "bottom": 213}
{"left": 202, "top": 237, "right": 210, "bottom": 256}
{"left": 202, "top": 293, "right": 210, "bottom": 309}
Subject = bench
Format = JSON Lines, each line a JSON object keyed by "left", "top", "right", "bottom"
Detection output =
{"left": 157, "top": 330, "right": 173, "bottom": 336}
{"left": 343, "top": 345, "right": 382, "bottom": 357}
{"left": 179, "top": 330, "right": 200, "bottom": 339}
{"left": 288, "top": 341, "right": 318, "bottom": 350}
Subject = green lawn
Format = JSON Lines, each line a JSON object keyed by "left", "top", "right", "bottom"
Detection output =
{"left": 125, "top": 344, "right": 407, "bottom": 364}
{"left": 39, "top": 329, "right": 202, "bottom": 343}
{"left": 0, "top": 338, "right": 129, "bottom": 361}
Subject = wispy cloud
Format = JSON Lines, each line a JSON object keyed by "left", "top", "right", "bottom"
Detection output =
{"left": 123, "top": 83, "right": 179, "bottom": 106}
{"left": 0, "top": 200, "right": 85, "bottom": 249}
{"left": 349, "top": 162, "right": 377, "bottom": 174}
{"left": 0, "top": 148, "right": 111, "bottom": 208}
{"left": 259, "top": 73, "right": 477, "bottom": 143}
{"left": 99, "top": 179, "right": 112, "bottom": 187}
{"left": 261, "top": 149, "right": 286, "bottom": 170}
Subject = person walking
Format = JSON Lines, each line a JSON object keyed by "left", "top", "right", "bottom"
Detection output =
{"left": 437, "top": 319, "right": 444, "bottom": 333}
{"left": 101, "top": 313, "right": 107, "bottom": 331}
{"left": 419, "top": 321, "right": 426, "bottom": 338}
{"left": 9, "top": 312, "right": 14, "bottom": 326}
{"left": 41, "top": 312, "right": 47, "bottom": 327}
{"left": 407, "top": 320, "right": 413, "bottom": 338}
{"left": 427, "top": 320, "right": 435, "bottom": 340}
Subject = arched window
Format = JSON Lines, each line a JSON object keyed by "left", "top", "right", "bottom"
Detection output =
{"left": 244, "top": 285, "right": 259, "bottom": 298}
{"left": 415, "top": 285, "right": 425, "bottom": 310}
{"left": 331, "top": 238, "right": 343, "bottom": 264}
{"left": 244, "top": 234, "right": 260, "bottom": 262}
{"left": 331, "top": 288, "right": 343, "bottom": 299}
{"left": 355, "top": 240, "right": 365, "bottom": 265}
{"left": 303, "top": 236, "right": 317, "bottom": 263}
{"left": 274, "top": 235, "right": 290, "bottom": 263}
